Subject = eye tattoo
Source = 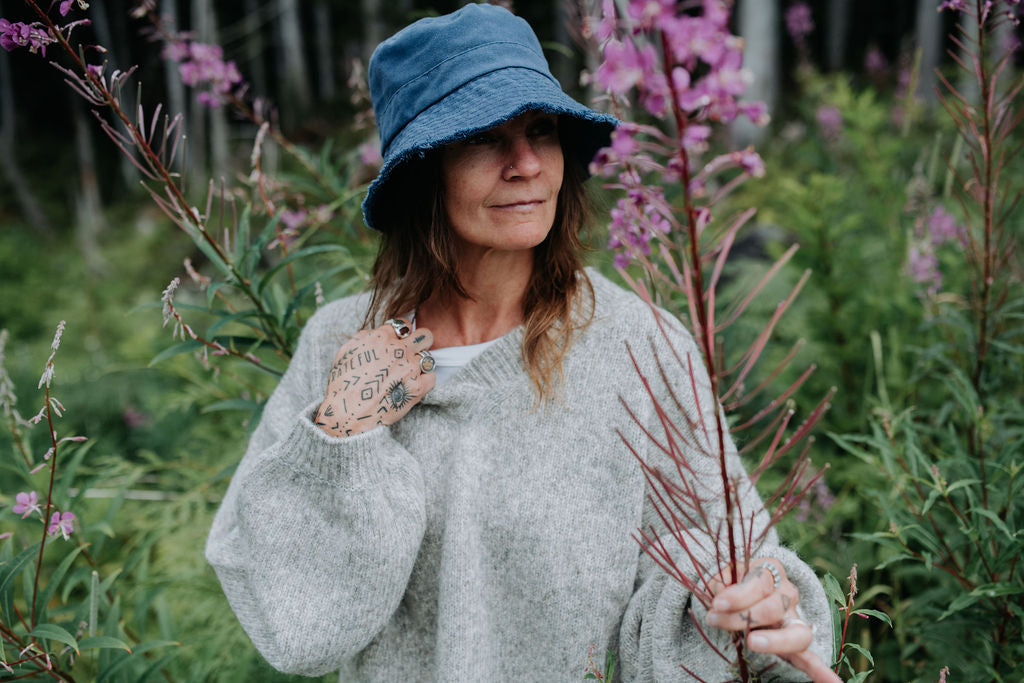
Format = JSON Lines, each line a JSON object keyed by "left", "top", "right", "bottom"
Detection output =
{"left": 385, "top": 380, "right": 414, "bottom": 410}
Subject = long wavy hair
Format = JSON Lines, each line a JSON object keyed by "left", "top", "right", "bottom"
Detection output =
{"left": 363, "top": 118, "right": 596, "bottom": 402}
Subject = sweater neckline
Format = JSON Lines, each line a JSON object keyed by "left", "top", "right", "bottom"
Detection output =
{"left": 419, "top": 324, "right": 526, "bottom": 406}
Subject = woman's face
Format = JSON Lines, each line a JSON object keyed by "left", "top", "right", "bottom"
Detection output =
{"left": 440, "top": 110, "right": 564, "bottom": 255}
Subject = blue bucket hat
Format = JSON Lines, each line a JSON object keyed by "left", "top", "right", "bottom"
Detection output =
{"left": 361, "top": 2, "right": 617, "bottom": 232}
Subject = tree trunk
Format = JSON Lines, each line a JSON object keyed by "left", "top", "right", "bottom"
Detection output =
{"left": 314, "top": 2, "right": 336, "bottom": 101}
{"left": 552, "top": 0, "right": 576, "bottom": 92}
{"left": 72, "top": 97, "right": 107, "bottom": 273}
{"left": 277, "top": 0, "right": 312, "bottom": 129}
{"left": 825, "top": 0, "right": 850, "bottom": 71}
{"left": 360, "top": 0, "right": 387, "bottom": 64}
{"left": 162, "top": 0, "right": 188, "bottom": 129}
{"left": 90, "top": 0, "right": 138, "bottom": 187}
{"left": 733, "top": 0, "right": 779, "bottom": 147}
{"left": 0, "top": 12, "right": 52, "bottom": 235}
{"left": 916, "top": 0, "right": 943, "bottom": 103}
{"left": 242, "top": 0, "right": 269, "bottom": 98}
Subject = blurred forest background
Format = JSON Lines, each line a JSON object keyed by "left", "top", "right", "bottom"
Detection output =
{"left": 1, "top": 0, "right": 1021, "bottom": 681}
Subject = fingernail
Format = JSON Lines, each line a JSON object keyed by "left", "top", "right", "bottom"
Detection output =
{"left": 706, "top": 612, "right": 719, "bottom": 626}
{"left": 712, "top": 598, "right": 730, "bottom": 611}
{"left": 749, "top": 635, "right": 768, "bottom": 649}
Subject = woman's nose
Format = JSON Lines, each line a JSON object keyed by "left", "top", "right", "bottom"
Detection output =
{"left": 503, "top": 134, "right": 542, "bottom": 178}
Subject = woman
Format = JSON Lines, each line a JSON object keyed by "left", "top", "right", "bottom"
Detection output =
{"left": 206, "top": 4, "right": 839, "bottom": 681}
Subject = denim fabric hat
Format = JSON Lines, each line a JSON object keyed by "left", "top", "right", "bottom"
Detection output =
{"left": 361, "top": 2, "right": 617, "bottom": 232}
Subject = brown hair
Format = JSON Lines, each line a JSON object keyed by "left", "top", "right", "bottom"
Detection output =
{"left": 363, "top": 118, "right": 595, "bottom": 401}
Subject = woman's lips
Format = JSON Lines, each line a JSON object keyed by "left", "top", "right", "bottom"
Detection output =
{"left": 491, "top": 199, "right": 544, "bottom": 211}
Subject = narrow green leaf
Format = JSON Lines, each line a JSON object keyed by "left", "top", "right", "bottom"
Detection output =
{"left": 28, "top": 623, "right": 78, "bottom": 650}
{"left": 823, "top": 573, "right": 846, "bottom": 606}
{"left": 194, "top": 234, "right": 232, "bottom": 276}
{"left": 79, "top": 636, "right": 132, "bottom": 652}
{"left": 131, "top": 650, "right": 181, "bottom": 683}
{"left": 852, "top": 608, "right": 893, "bottom": 628}
{"left": 34, "top": 545, "right": 85, "bottom": 624}
{"left": 970, "top": 507, "right": 1016, "bottom": 541}
{"left": 0, "top": 542, "right": 41, "bottom": 598}
{"left": 844, "top": 643, "right": 874, "bottom": 666}
{"left": 148, "top": 339, "right": 202, "bottom": 367}
{"left": 848, "top": 671, "right": 872, "bottom": 683}
{"left": 257, "top": 244, "right": 349, "bottom": 295}
{"left": 206, "top": 309, "right": 262, "bottom": 338}
{"left": 205, "top": 280, "right": 230, "bottom": 309}
{"left": 201, "top": 399, "right": 260, "bottom": 414}
{"left": 131, "top": 639, "right": 180, "bottom": 656}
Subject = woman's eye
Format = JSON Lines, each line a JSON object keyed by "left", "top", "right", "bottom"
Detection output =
{"left": 528, "top": 119, "right": 558, "bottom": 138}
{"left": 464, "top": 132, "right": 498, "bottom": 146}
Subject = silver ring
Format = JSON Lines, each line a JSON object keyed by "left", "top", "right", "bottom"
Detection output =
{"left": 761, "top": 561, "right": 782, "bottom": 591}
{"left": 385, "top": 318, "right": 411, "bottom": 339}
{"left": 418, "top": 350, "right": 435, "bottom": 373}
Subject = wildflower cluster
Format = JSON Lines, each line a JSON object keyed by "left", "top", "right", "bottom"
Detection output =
{"left": 906, "top": 206, "right": 968, "bottom": 295}
{"left": 0, "top": 7, "right": 89, "bottom": 56}
{"left": 162, "top": 40, "right": 243, "bottom": 107}
{"left": 588, "top": 0, "right": 767, "bottom": 267}
{"left": 588, "top": 2, "right": 836, "bottom": 680}
{"left": 785, "top": 1, "right": 814, "bottom": 58}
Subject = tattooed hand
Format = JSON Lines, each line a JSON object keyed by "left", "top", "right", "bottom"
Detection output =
{"left": 314, "top": 324, "right": 436, "bottom": 437}
{"left": 705, "top": 558, "right": 840, "bottom": 683}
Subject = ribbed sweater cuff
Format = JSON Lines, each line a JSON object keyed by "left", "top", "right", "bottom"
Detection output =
{"left": 281, "top": 400, "right": 398, "bottom": 488}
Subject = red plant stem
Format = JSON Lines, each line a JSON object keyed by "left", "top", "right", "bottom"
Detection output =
{"left": 21, "top": 0, "right": 291, "bottom": 355}
{"left": 30, "top": 386, "right": 60, "bottom": 628}
{"left": 659, "top": 28, "right": 746, "bottom": 682}
{"left": 834, "top": 604, "right": 852, "bottom": 674}
{"left": 972, "top": 0, "right": 993, "bottom": 510}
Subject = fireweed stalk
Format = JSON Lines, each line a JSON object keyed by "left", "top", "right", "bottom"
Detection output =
{"left": 828, "top": 0, "right": 1023, "bottom": 678}
{"left": 588, "top": 1, "right": 832, "bottom": 678}
{"left": 1, "top": 0, "right": 365, "bottom": 379}
{"left": 0, "top": 322, "right": 90, "bottom": 680}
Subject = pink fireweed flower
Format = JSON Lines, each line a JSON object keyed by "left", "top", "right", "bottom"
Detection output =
{"left": 167, "top": 41, "right": 243, "bottom": 106}
{"left": 608, "top": 186, "right": 673, "bottom": 268}
{"left": 13, "top": 491, "right": 41, "bottom": 519}
{"left": 938, "top": 666, "right": 950, "bottom": 683}
{"left": 816, "top": 105, "right": 843, "bottom": 141}
{"left": 938, "top": 0, "right": 966, "bottom": 11}
{"left": 0, "top": 19, "right": 55, "bottom": 55}
{"left": 628, "top": 0, "right": 674, "bottom": 29}
{"left": 785, "top": 2, "right": 814, "bottom": 44}
{"left": 267, "top": 209, "right": 307, "bottom": 250}
{"left": 47, "top": 511, "right": 75, "bottom": 540}
{"left": 738, "top": 149, "right": 765, "bottom": 177}
{"left": 865, "top": 45, "right": 888, "bottom": 75}
{"left": 908, "top": 244, "right": 942, "bottom": 293}
{"left": 358, "top": 140, "right": 382, "bottom": 167}
{"left": 927, "top": 206, "right": 967, "bottom": 246}
{"left": 610, "top": 127, "right": 640, "bottom": 157}
{"left": 596, "top": 39, "right": 646, "bottom": 95}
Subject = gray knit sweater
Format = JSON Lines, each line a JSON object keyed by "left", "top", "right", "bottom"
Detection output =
{"left": 206, "top": 271, "right": 833, "bottom": 681}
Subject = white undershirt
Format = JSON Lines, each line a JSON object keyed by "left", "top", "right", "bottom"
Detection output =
{"left": 428, "top": 338, "right": 498, "bottom": 386}
{"left": 409, "top": 312, "right": 500, "bottom": 386}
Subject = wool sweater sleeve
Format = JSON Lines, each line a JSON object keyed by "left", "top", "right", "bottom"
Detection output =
{"left": 617, "top": 310, "right": 833, "bottom": 682}
{"left": 205, "top": 307, "right": 427, "bottom": 676}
